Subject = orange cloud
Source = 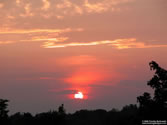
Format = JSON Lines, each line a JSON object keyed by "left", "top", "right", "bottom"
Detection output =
{"left": 0, "top": 28, "right": 81, "bottom": 34}
{"left": 1, "top": 26, "right": 167, "bottom": 50}
{"left": 42, "top": 38, "right": 167, "bottom": 49}
{"left": 56, "top": 0, "right": 72, "bottom": 9}
{"left": 73, "top": 5, "right": 83, "bottom": 15}
{"left": 42, "top": 40, "right": 114, "bottom": 48}
{"left": 25, "top": 37, "right": 69, "bottom": 42}
{"left": 0, "top": 3, "right": 4, "bottom": 8}
{"left": 42, "top": 0, "right": 50, "bottom": 11}
{"left": 84, "top": 0, "right": 110, "bottom": 13}
{"left": 53, "top": 0, "right": 132, "bottom": 17}
{"left": 0, "top": 0, "right": 134, "bottom": 25}
{"left": 111, "top": 39, "right": 167, "bottom": 49}
{"left": 0, "top": 41, "right": 14, "bottom": 45}
{"left": 84, "top": 0, "right": 133, "bottom": 13}
{"left": 20, "top": 3, "right": 34, "bottom": 17}
{"left": 0, "top": 28, "right": 84, "bottom": 46}
{"left": 16, "top": 0, "right": 21, "bottom": 6}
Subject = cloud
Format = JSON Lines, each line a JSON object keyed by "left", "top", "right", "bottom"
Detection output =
{"left": 20, "top": 3, "right": 34, "bottom": 17}
{"left": 23, "top": 37, "right": 69, "bottom": 42}
{"left": 16, "top": 0, "right": 21, "bottom": 6}
{"left": 42, "top": 38, "right": 167, "bottom": 49}
{"left": 0, "top": 0, "right": 134, "bottom": 24}
{"left": 1, "top": 26, "right": 167, "bottom": 49}
{"left": 53, "top": 0, "right": 133, "bottom": 16}
{"left": 111, "top": 39, "right": 167, "bottom": 49}
{"left": 42, "top": 0, "right": 50, "bottom": 11}
{"left": 84, "top": 0, "right": 119, "bottom": 13}
{"left": 0, "top": 28, "right": 83, "bottom": 46}
{"left": 56, "top": 0, "right": 73, "bottom": 9}
{"left": 0, "top": 41, "right": 14, "bottom": 45}
{"left": 118, "top": 80, "right": 146, "bottom": 88}
{"left": 49, "top": 89, "right": 77, "bottom": 95}
{"left": 42, "top": 40, "right": 115, "bottom": 48}
{"left": 0, "top": 28, "right": 74, "bottom": 34}
{"left": 0, "top": 3, "right": 4, "bottom": 8}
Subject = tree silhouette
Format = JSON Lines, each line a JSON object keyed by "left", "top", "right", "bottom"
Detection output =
{"left": 137, "top": 61, "right": 167, "bottom": 119}
{"left": 0, "top": 99, "right": 9, "bottom": 124}
{"left": 58, "top": 104, "right": 66, "bottom": 115}
{"left": 137, "top": 92, "right": 153, "bottom": 108}
{"left": 148, "top": 61, "right": 167, "bottom": 107}
{"left": 10, "top": 112, "right": 33, "bottom": 125}
{"left": 0, "top": 99, "right": 9, "bottom": 118}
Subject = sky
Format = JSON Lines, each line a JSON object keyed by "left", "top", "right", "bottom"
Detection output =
{"left": 0, "top": 0, "right": 167, "bottom": 114}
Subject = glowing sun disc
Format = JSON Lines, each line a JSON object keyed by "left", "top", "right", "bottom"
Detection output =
{"left": 74, "top": 92, "right": 84, "bottom": 99}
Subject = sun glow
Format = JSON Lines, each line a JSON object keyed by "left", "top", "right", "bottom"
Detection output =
{"left": 65, "top": 71, "right": 101, "bottom": 85}
{"left": 74, "top": 92, "right": 84, "bottom": 99}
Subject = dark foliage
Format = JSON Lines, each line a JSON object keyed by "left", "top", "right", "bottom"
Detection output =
{"left": 0, "top": 99, "right": 10, "bottom": 124}
{"left": 0, "top": 61, "right": 167, "bottom": 125}
{"left": 137, "top": 61, "right": 167, "bottom": 120}
{"left": 0, "top": 99, "right": 9, "bottom": 118}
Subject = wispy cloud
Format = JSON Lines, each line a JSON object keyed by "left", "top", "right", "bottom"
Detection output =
{"left": 42, "top": 0, "right": 50, "bottom": 11}
{"left": 53, "top": 0, "right": 133, "bottom": 16}
{"left": 0, "top": 28, "right": 77, "bottom": 34}
{"left": 49, "top": 89, "right": 77, "bottom": 94}
{"left": 42, "top": 40, "right": 114, "bottom": 48}
{"left": 16, "top": 0, "right": 21, "bottom": 6}
{"left": 0, "top": 41, "right": 14, "bottom": 45}
{"left": 84, "top": 0, "right": 125, "bottom": 13}
{"left": 0, "top": 26, "right": 167, "bottom": 49}
{"left": 27, "top": 37, "right": 69, "bottom": 42}
{"left": 0, "top": 28, "right": 83, "bottom": 46}
{"left": 0, "top": 0, "right": 134, "bottom": 23}
{"left": 111, "top": 39, "right": 167, "bottom": 49}
{"left": 42, "top": 38, "right": 167, "bottom": 49}
{"left": 22, "top": 3, "right": 34, "bottom": 17}
{"left": 0, "top": 3, "right": 4, "bottom": 8}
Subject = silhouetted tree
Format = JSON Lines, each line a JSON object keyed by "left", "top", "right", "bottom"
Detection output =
{"left": 58, "top": 104, "right": 66, "bottom": 115}
{"left": 10, "top": 112, "right": 33, "bottom": 125}
{"left": 119, "top": 104, "right": 138, "bottom": 125}
{"left": 148, "top": 61, "right": 167, "bottom": 107}
{"left": 121, "top": 104, "right": 138, "bottom": 113}
{"left": 137, "top": 61, "right": 167, "bottom": 119}
{"left": 0, "top": 99, "right": 9, "bottom": 125}
{"left": 35, "top": 111, "right": 59, "bottom": 125}
{"left": 0, "top": 99, "right": 9, "bottom": 118}
{"left": 137, "top": 92, "right": 153, "bottom": 109}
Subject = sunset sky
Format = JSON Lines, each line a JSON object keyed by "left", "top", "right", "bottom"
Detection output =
{"left": 0, "top": 0, "right": 167, "bottom": 114}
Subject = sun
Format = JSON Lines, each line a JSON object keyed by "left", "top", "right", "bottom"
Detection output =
{"left": 74, "top": 92, "right": 84, "bottom": 99}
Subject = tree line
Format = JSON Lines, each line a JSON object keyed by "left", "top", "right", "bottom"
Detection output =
{"left": 0, "top": 61, "right": 167, "bottom": 125}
